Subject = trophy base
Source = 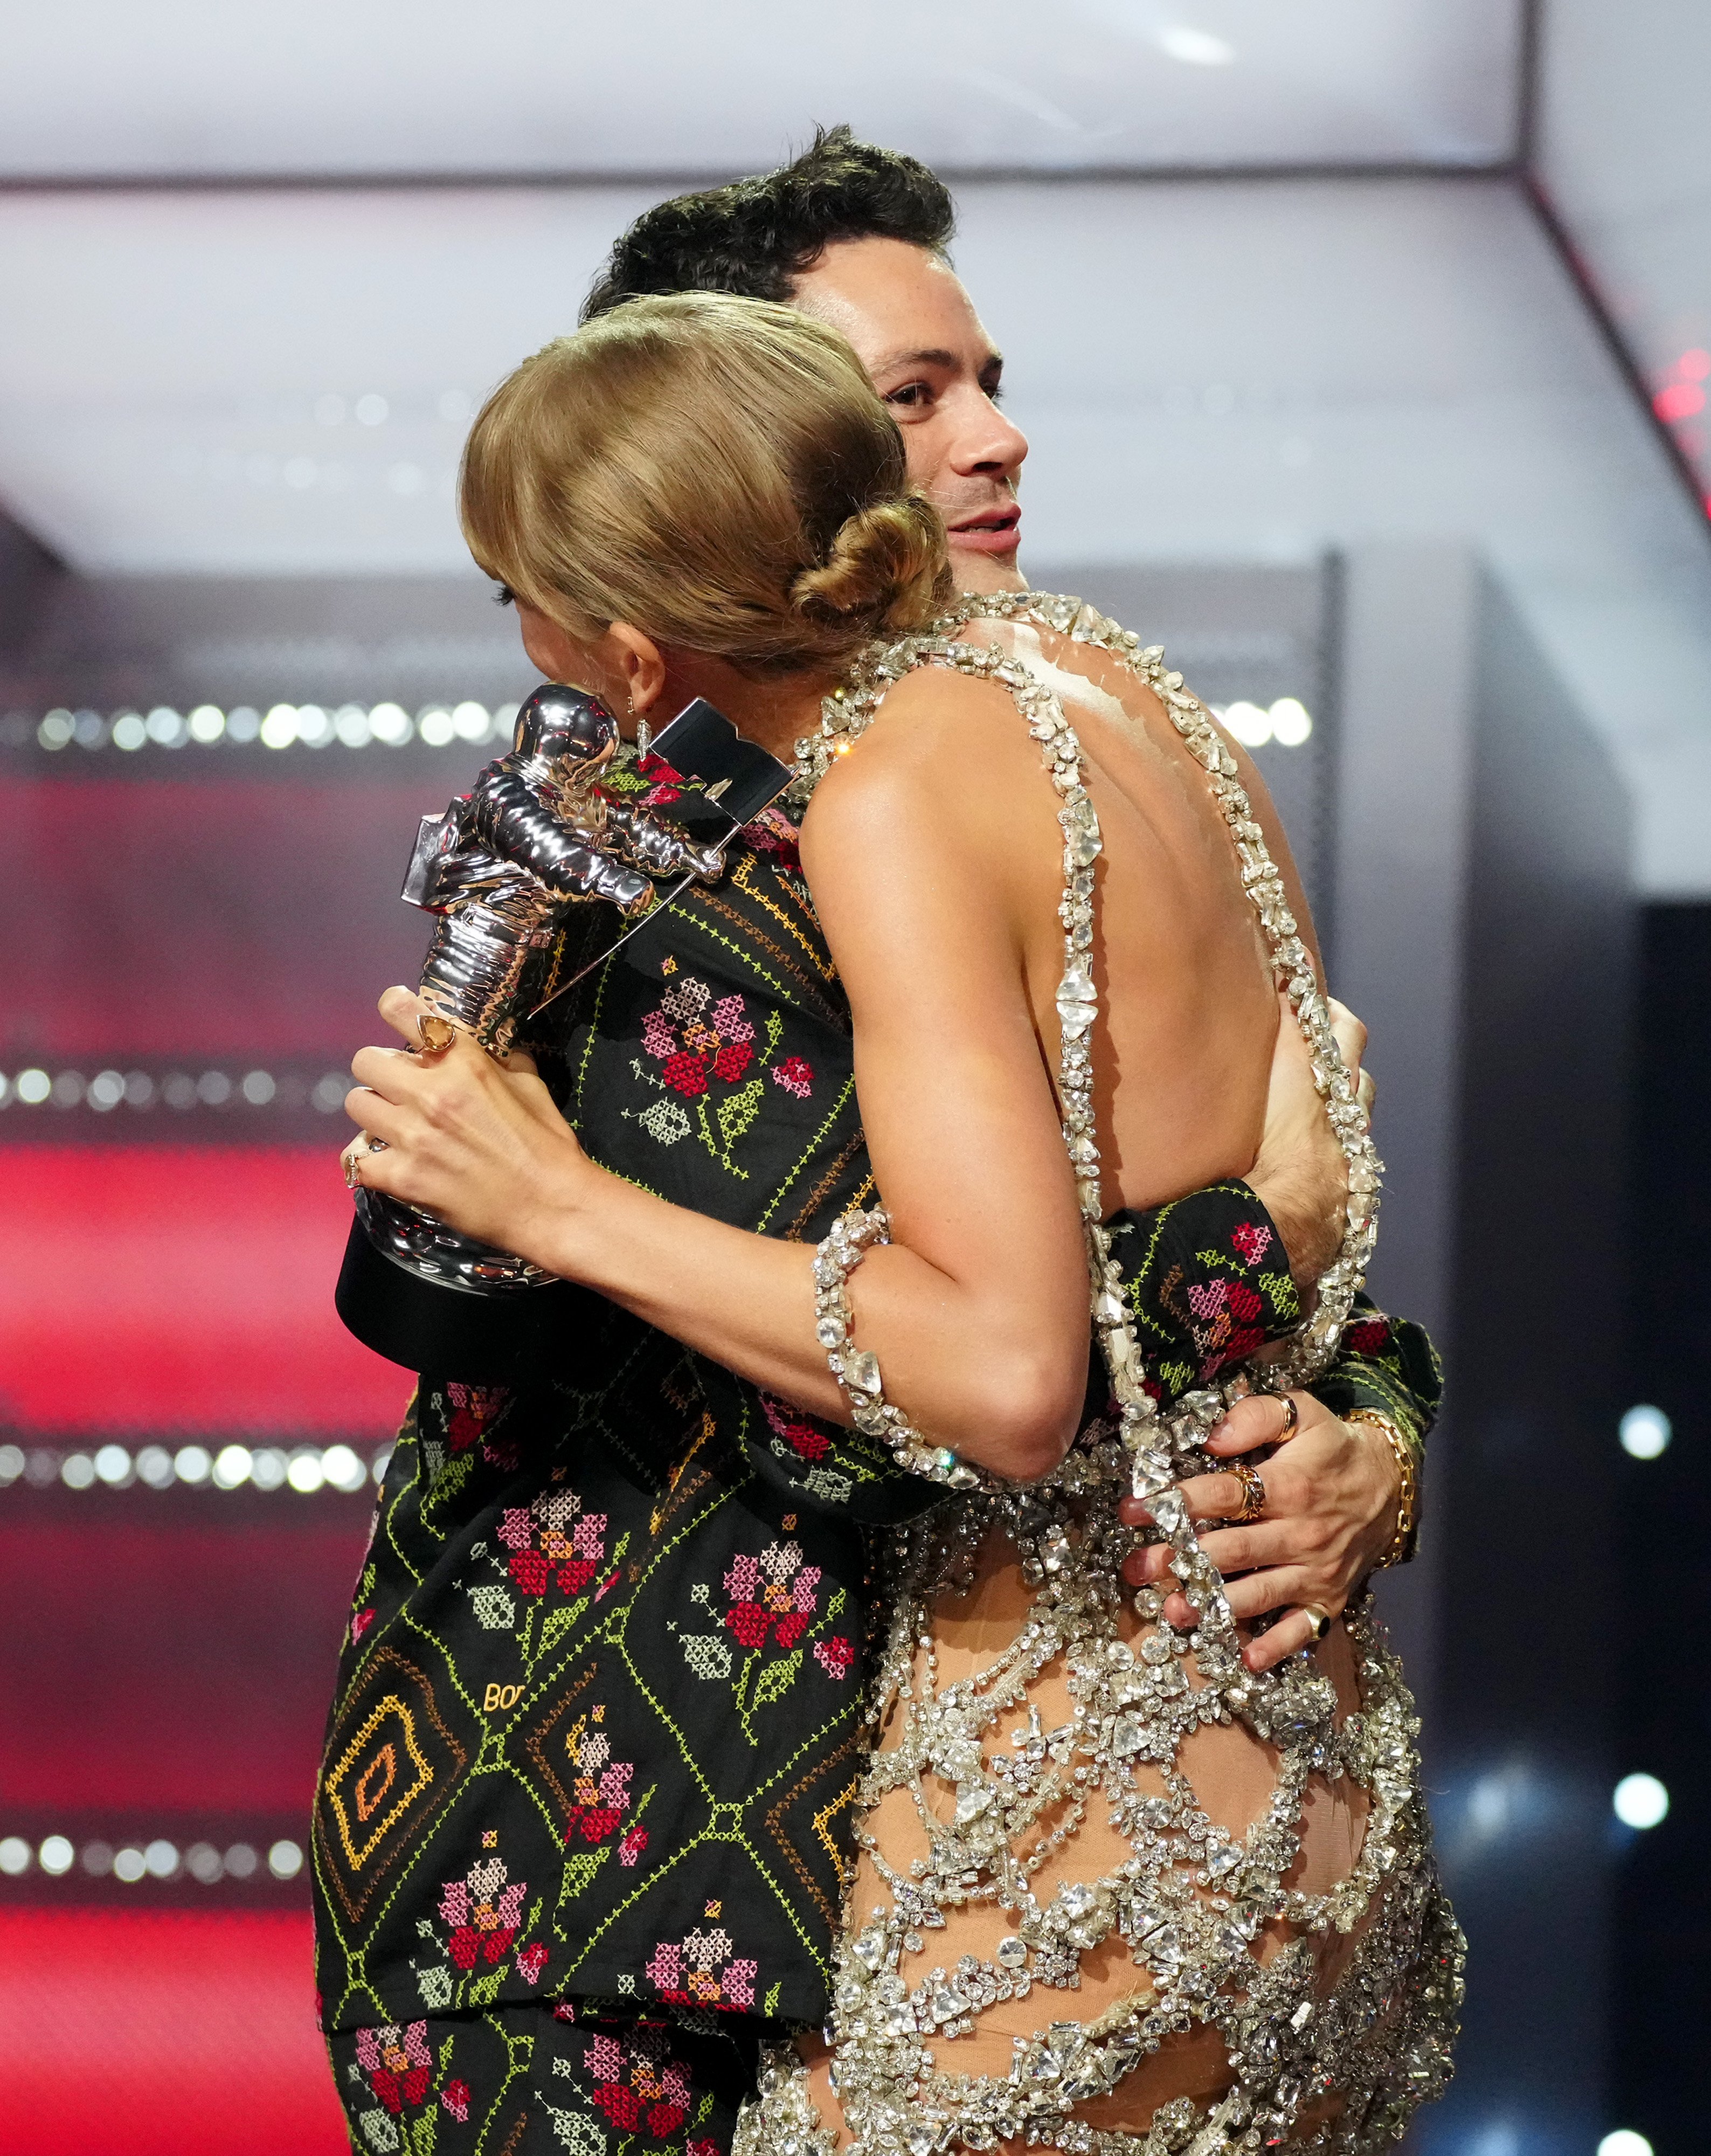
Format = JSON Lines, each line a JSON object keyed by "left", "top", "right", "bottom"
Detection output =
{"left": 336, "top": 1211, "right": 593, "bottom": 1385}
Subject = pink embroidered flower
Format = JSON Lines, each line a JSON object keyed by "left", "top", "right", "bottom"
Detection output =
{"left": 619, "top": 1825, "right": 649, "bottom": 1867}
{"left": 1230, "top": 1220, "right": 1273, "bottom": 1267}
{"left": 587, "top": 2024, "right": 696, "bottom": 2133}
{"left": 771, "top": 1056, "right": 813, "bottom": 1099}
{"left": 814, "top": 1636, "right": 856, "bottom": 1679}
{"left": 645, "top": 1926, "right": 759, "bottom": 2011}
{"left": 495, "top": 1486, "right": 606, "bottom": 1598}
{"left": 439, "top": 1852, "right": 526, "bottom": 1968}
{"left": 441, "top": 2078, "right": 470, "bottom": 2122}
{"left": 355, "top": 2021, "right": 431, "bottom": 2114}
{"left": 565, "top": 1715, "right": 636, "bottom": 1847}
{"left": 721, "top": 1539, "right": 820, "bottom": 1653}
{"left": 516, "top": 1943, "right": 549, "bottom": 1985}
{"left": 350, "top": 1607, "right": 376, "bottom": 1646}
{"left": 641, "top": 975, "right": 770, "bottom": 1105}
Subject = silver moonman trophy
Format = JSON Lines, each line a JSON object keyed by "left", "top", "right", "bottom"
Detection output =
{"left": 336, "top": 680, "right": 792, "bottom": 1380}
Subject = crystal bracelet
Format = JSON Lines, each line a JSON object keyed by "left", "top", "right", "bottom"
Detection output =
{"left": 812, "top": 1208, "right": 983, "bottom": 1492}
{"left": 1345, "top": 1408, "right": 1420, "bottom": 1567}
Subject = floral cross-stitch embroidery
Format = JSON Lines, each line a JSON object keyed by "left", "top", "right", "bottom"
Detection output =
{"left": 643, "top": 1924, "right": 759, "bottom": 2012}
{"left": 624, "top": 972, "right": 812, "bottom": 1177}
{"left": 722, "top": 1538, "right": 820, "bottom": 1652}
{"left": 495, "top": 1485, "right": 608, "bottom": 1599}
{"left": 440, "top": 1851, "right": 526, "bottom": 1968}
{"left": 355, "top": 2021, "right": 432, "bottom": 2114}
{"left": 586, "top": 2024, "right": 696, "bottom": 2135}
{"left": 565, "top": 1712, "right": 638, "bottom": 1849}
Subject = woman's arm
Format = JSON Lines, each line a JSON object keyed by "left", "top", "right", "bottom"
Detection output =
{"left": 347, "top": 674, "right": 1091, "bottom": 1481}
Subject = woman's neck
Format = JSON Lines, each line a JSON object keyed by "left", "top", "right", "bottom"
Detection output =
{"left": 655, "top": 651, "right": 836, "bottom": 765}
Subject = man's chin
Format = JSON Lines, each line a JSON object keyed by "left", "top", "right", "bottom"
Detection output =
{"left": 948, "top": 538, "right": 1028, "bottom": 597}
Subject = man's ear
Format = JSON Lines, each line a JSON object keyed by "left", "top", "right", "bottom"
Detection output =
{"left": 603, "top": 624, "right": 669, "bottom": 718}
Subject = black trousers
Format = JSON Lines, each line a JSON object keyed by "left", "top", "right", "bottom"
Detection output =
{"left": 328, "top": 1999, "right": 759, "bottom": 2155}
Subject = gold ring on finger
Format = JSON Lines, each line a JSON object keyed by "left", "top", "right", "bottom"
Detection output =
{"left": 1227, "top": 1461, "right": 1267, "bottom": 1524}
{"left": 1274, "top": 1393, "right": 1299, "bottom": 1441}
{"left": 417, "top": 1011, "right": 458, "bottom": 1054}
{"left": 1301, "top": 1604, "right": 1332, "bottom": 1643}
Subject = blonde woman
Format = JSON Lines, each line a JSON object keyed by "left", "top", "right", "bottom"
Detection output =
{"left": 323, "top": 293, "right": 1453, "bottom": 2155}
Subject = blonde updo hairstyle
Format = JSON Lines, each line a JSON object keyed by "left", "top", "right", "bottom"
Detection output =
{"left": 460, "top": 292, "right": 951, "bottom": 676}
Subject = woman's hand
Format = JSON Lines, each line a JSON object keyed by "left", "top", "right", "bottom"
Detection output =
{"left": 1118, "top": 1389, "right": 1402, "bottom": 1673}
{"left": 341, "top": 986, "right": 597, "bottom": 1262}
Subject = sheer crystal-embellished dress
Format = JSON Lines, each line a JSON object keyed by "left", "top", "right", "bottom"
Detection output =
{"left": 738, "top": 598, "right": 1463, "bottom": 2156}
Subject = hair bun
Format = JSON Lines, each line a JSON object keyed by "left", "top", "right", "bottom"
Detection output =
{"left": 789, "top": 494, "right": 950, "bottom": 641}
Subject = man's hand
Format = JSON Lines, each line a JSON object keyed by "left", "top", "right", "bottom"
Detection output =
{"left": 1118, "top": 1390, "right": 1402, "bottom": 1672}
{"left": 1246, "top": 996, "right": 1375, "bottom": 1287}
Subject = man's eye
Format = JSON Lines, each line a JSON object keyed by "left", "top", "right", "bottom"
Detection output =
{"left": 885, "top": 383, "right": 930, "bottom": 411}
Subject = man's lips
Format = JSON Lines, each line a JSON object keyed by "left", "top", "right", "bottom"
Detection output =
{"left": 946, "top": 506, "right": 1022, "bottom": 556}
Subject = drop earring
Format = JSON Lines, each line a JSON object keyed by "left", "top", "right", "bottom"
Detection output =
{"left": 634, "top": 707, "right": 652, "bottom": 761}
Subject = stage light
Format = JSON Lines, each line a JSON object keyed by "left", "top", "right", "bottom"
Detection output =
{"left": 260, "top": 703, "right": 299, "bottom": 749}
{"left": 196, "top": 1071, "right": 232, "bottom": 1106}
{"left": 212, "top": 1444, "right": 253, "bottom": 1490}
{"left": 38, "top": 1836, "right": 75, "bottom": 1876}
{"left": 1654, "top": 381, "right": 1705, "bottom": 423}
{"left": 60, "top": 1454, "right": 96, "bottom": 1490}
{"left": 268, "top": 1840, "right": 304, "bottom": 1880}
{"left": 373, "top": 1446, "right": 393, "bottom": 1485}
{"left": 1599, "top": 2132, "right": 1653, "bottom": 2156}
{"left": 334, "top": 702, "right": 372, "bottom": 747}
{"left": 321, "top": 1444, "right": 369, "bottom": 1494}
{"left": 248, "top": 1447, "right": 288, "bottom": 1492}
{"left": 81, "top": 1841, "right": 114, "bottom": 1876}
{"left": 1269, "top": 697, "right": 1313, "bottom": 745}
{"left": 87, "top": 1069, "right": 125, "bottom": 1111}
{"left": 0, "top": 1836, "right": 31, "bottom": 1875}
{"left": 37, "top": 708, "right": 73, "bottom": 748}
{"left": 174, "top": 1444, "right": 213, "bottom": 1485}
{"left": 145, "top": 707, "right": 186, "bottom": 747}
{"left": 368, "top": 701, "right": 412, "bottom": 744}
{"left": 226, "top": 705, "right": 261, "bottom": 742}
{"left": 74, "top": 709, "right": 105, "bottom": 748}
{"left": 144, "top": 1840, "right": 179, "bottom": 1878}
{"left": 185, "top": 1842, "right": 224, "bottom": 1883}
{"left": 163, "top": 1072, "right": 197, "bottom": 1109}
{"left": 16, "top": 1067, "right": 50, "bottom": 1103}
{"left": 112, "top": 711, "right": 148, "bottom": 750}
{"left": 113, "top": 1848, "right": 148, "bottom": 1883}
{"left": 418, "top": 706, "right": 456, "bottom": 745}
{"left": 287, "top": 1447, "right": 325, "bottom": 1494}
{"left": 1613, "top": 1773, "right": 1669, "bottom": 1829}
{"left": 52, "top": 1070, "right": 84, "bottom": 1107}
{"left": 94, "top": 1444, "right": 132, "bottom": 1487}
{"left": 188, "top": 704, "right": 225, "bottom": 743}
{"left": 135, "top": 1446, "right": 176, "bottom": 1489}
{"left": 311, "top": 1073, "right": 348, "bottom": 1112}
{"left": 224, "top": 1843, "right": 258, "bottom": 1879}
{"left": 294, "top": 703, "right": 332, "bottom": 747}
{"left": 1158, "top": 25, "right": 1234, "bottom": 64}
{"left": 453, "top": 700, "right": 491, "bottom": 741}
{"left": 1619, "top": 1405, "right": 1671, "bottom": 1458}
{"left": 0, "top": 1445, "right": 23, "bottom": 1484}
{"left": 241, "top": 1069, "right": 275, "bottom": 1105}
{"left": 355, "top": 393, "right": 389, "bottom": 426}
{"left": 1222, "top": 700, "right": 1272, "bottom": 747}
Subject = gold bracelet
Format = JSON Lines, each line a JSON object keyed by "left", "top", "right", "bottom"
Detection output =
{"left": 1346, "top": 1409, "right": 1418, "bottom": 1568}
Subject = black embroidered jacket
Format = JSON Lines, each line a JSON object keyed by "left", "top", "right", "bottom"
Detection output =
{"left": 312, "top": 807, "right": 1440, "bottom": 2037}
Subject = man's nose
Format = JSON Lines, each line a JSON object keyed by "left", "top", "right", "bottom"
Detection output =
{"left": 951, "top": 392, "right": 1029, "bottom": 480}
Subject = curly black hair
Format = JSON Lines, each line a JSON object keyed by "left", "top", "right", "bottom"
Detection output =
{"left": 581, "top": 125, "right": 955, "bottom": 322}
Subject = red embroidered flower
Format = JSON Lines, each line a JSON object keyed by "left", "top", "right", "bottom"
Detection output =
{"left": 350, "top": 1607, "right": 376, "bottom": 1646}
{"left": 439, "top": 1851, "right": 526, "bottom": 1971}
{"left": 771, "top": 1055, "right": 813, "bottom": 1098}
{"left": 772, "top": 1611, "right": 811, "bottom": 1650}
{"left": 444, "top": 1381, "right": 512, "bottom": 1457}
{"left": 720, "top": 1540, "right": 821, "bottom": 1652}
{"left": 496, "top": 1487, "right": 607, "bottom": 1600}
{"left": 813, "top": 1636, "right": 856, "bottom": 1678}
{"left": 441, "top": 2079, "right": 470, "bottom": 2122}
{"left": 662, "top": 1051, "right": 708, "bottom": 1096}
{"left": 516, "top": 1943, "right": 549, "bottom": 1985}
{"left": 1230, "top": 1220, "right": 1273, "bottom": 1266}
{"left": 507, "top": 1549, "right": 550, "bottom": 1597}
{"left": 356, "top": 2022, "right": 432, "bottom": 2114}
{"left": 564, "top": 1715, "right": 636, "bottom": 1848}
{"left": 644, "top": 1926, "right": 758, "bottom": 2011}
{"left": 712, "top": 1040, "right": 752, "bottom": 1082}
{"left": 760, "top": 1392, "right": 830, "bottom": 1460}
{"left": 650, "top": 2103, "right": 688, "bottom": 2136}
{"left": 1345, "top": 1316, "right": 1393, "bottom": 1354}
{"left": 723, "top": 1601, "right": 770, "bottom": 1650}
{"left": 619, "top": 1825, "right": 649, "bottom": 1867}
{"left": 594, "top": 2084, "right": 645, "bottom": 2129}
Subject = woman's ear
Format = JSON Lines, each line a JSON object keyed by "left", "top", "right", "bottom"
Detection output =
{"left": 601, "top": 624, "right": 669, "bottom": 719}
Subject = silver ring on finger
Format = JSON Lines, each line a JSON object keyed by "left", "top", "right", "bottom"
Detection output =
{"left": 365, "top": 1134, "right": 389, "bottom": 1153}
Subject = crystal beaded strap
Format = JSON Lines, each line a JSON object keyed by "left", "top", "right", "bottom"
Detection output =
{"left": 796, "top": 596, "right": 1382, "bottom": 1502}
